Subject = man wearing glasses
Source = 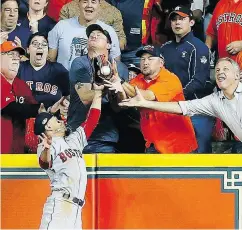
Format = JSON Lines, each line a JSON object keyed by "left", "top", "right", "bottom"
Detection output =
{"left": 17, "top": 32, "right": 70, "bottom": 153}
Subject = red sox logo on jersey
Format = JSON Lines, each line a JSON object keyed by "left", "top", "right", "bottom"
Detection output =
{"left": 216, "top": 13, "right": 242, "bottom": 29}
{"left": 26, "top": 81, "right": 58, "bottom": 95}
{"left": 59, "top": 149, "right": 82, "bottom": 163}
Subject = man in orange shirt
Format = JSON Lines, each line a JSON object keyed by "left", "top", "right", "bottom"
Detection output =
{"left": 106, "top": 45, "right": 197, "bottom": 153}
{"left": 206, "top": 0, "right": 242, "bottom": 69}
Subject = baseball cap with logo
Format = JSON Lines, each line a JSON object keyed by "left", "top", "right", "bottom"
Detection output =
{"left": 0, "top": 41, "right": 25, "bottom": 55}
{"left": 169, "top": 5, "right": 193, "bottom": 20}
{"left": 136, "top": 45, "right": 164, "bottom": 59}
{"left": 86, "top": 24, "right": 112, "bottom": 44}
{"left": 34, "top": 112, "right": 54, "bottom": 135}
{"left": 127, "top": 64, "right": 141, "bottom": 74}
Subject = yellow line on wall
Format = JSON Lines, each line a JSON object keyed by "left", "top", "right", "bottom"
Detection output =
{"left": 1, "top": 154, "right": 242, "bottom": 168}
{"left": 97, "top": 154, "right": 242, "bottom": 167}
{"left": 0, "top": 154, "right": 96, "bottom": 168}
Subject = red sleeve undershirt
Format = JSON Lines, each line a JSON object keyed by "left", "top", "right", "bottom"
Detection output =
{"left": 81, "top": 108, "right": 101, "bottom": 140}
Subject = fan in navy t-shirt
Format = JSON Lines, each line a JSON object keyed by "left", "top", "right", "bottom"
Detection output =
{"left": 18, "top": 32, "right": 70, "bottom": 108}
{"left": 17, "top": 32, "right": 70, "bottom": 152}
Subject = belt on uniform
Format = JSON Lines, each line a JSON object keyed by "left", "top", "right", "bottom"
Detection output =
{"left": 63, "top": 193, "right": 84, "bottom": 207}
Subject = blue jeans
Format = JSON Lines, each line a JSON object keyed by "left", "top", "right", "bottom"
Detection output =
{"left": 83, "top": 140, "right": 116, "bottom": 153}
{"left": 121, "top": 48, "right": 142, "bottom": 67}
{"left": 231, "top": 141, "right": 242, "bottom": 153}
{"left": 191, "top": 115, "right": 215, "bottom": 153}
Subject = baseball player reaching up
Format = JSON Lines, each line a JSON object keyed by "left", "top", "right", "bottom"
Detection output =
{"left": 34, "top": 83, "right": 103, "bottom": 229}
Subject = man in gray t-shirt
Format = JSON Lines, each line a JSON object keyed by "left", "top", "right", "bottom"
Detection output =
{"left": 68, "top": 24, "right": 128, "bottom": 153}
{"left": 48, "top": 0, "right": 120, "bottom": 70}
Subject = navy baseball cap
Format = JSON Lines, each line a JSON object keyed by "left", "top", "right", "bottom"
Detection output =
{"left": 127, "top": 64, "right": 141, "bottom": 74}
{"left": 34, "top": 112, "right": 54, "bottom": 135}
{"left": 86, "top": 24, "right": 112, "bottom": 44}
{"left": 136, "top": 45, "right": 164, "bottom": 59}
{"left": 169, "top": 5, "right": 193, "bottom": 20}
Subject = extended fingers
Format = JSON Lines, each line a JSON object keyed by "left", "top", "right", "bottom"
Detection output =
{"left": 118, "top": 101, "right": 132, "bottom": 107}
{"left": 104, "top": 84, "right": 114, "bottom": 89}
{"left": 41, "top": 133, "right": 48, "bottom": 139}
{"left": 58, "top": 96, "right": 65, "bottom": 104}
{"left": 120, "top": 98, "right": 131, "bottom": 102}
{"left": 135, "top": 86, "right": 142, "bottom": 97}
{"left": 38, "top": 135, "right": 44, "bottom": 141}
{"left": 103, "top": 79, "right": 112, "bottom": 84}
{"left": 112, "top": 59, "right": 118, "bottom": 73}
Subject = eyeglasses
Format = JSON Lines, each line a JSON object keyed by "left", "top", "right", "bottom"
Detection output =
{"left": 2, "top": 52, "right": 21, "bottom": 59}
{"left": 31, "top": 41, "right": 48, "bottom": 48}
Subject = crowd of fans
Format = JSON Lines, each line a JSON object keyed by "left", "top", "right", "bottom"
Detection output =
{"left": 1, "top": 0, "right": 242, "bottom": 154}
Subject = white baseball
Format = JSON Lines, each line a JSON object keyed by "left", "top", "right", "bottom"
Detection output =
{"left": 101, "top": 66, "right": 111, "bottom": 76}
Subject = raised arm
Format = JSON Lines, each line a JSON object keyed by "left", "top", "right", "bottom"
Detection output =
{"left": 80, "top": 85, "right": 103, "bottom": 139}
{"left": 75, "top": 82, "right": 95, "bottom": 104}
{"left": 119, "top": 86, "right": 216, "bottom": 118}
{"left": 37, "top": 133, "right": 52, "bottom": 169}
{"left": 119, "top": 86, "right": 182, "bottom": 113}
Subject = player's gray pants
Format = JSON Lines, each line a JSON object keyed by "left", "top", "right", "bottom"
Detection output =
{"left": 40, "top": 191, "right": 83, "bottom": 229}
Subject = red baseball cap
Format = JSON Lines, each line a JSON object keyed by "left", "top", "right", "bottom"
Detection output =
{"left": 0, "top": 41, "right": 25, "bottom": 55}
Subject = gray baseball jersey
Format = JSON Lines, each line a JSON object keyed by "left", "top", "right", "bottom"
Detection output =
{"left": 37, "top": 126, "right": 88, "bottom": 200}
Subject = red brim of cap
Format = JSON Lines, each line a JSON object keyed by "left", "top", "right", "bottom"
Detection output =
{"left": 0, "top": 46, "right": 25, "bottom": 55}
{"left": 169, "top": 11, "right": 189, "bottom": 20}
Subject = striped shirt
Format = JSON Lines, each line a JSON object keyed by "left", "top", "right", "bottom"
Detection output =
{"left": 179, "top": 82, "right": 242, "bottom": 141}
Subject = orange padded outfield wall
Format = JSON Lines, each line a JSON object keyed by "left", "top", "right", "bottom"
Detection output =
{"left": 1, "top": 154, "right": 242, "bottom": 229}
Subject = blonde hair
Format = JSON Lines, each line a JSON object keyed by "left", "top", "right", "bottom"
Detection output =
{"left": 215, "top": 57, "right": 240, "bottom": 74}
